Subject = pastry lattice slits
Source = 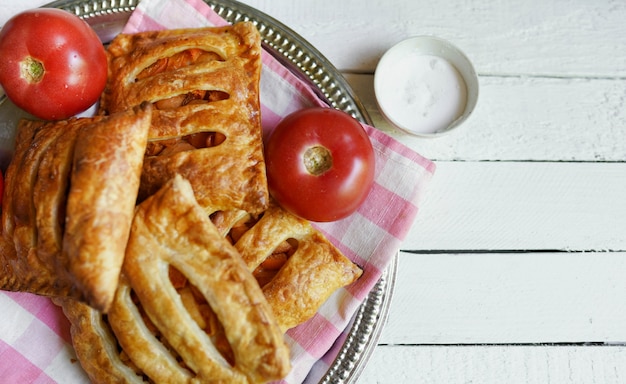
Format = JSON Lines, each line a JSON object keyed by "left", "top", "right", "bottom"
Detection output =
{"left": 0, "top": 105, "right": 152, "bottom": 313}
{"left": 168, "top": 265, "right": 236, "bottom": 366}
{"left": 145, "top": 131, "right": 227, "bottom": 157}
{"left": 210, "top": 201, "right": 364, "bottom": 333}
{"left": 54, "top": 297, "right": 148, "bottom": 384}
{"left": 106, "top": 175, "right": 289, "bottom": 384}
{"left": 101, "top": 22, "right": 268, "bottom": 215}
{"left": 137, "top": 48, "right": 230, "bottom": 110}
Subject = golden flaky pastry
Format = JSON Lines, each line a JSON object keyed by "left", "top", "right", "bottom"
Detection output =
{"left": 62, "top": 103, "right": 152, "bottom": 312}
{"left": 0, "top": 104, "right": 152, "bottom": 312}
{"left": 59, "top": 175, "right": 290, "bottom": 384}
{"left": 0, "top": 19, "right": 365, "bottom": 383}
{"left": 2, "top": 117, "right": 74, "bottom": 298}
{"left": 54, "top": 297, "right": 146, "bottom": 384}
{"left": 100, "top": 22, "right": 268, "bottom": 214}
{"left": 211, "top": 201, "right": 364, "bottom": 332}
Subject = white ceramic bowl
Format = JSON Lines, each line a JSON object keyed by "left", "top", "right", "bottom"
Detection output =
{"left": 374, "top": 36, "right": 479, "bottom": 137}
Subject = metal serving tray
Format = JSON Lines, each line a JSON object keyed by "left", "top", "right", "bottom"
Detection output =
{"left": 20, "top": 0, "right": 398, "bottom": 381}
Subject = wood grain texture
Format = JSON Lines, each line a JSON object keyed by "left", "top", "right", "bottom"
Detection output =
{"left": 345, "top": 74, "right": 626, "bottom": 162}
{"left": 240, "top": 0, "right": 626, "bottom": 76}
{"left": 403, "top": 161, "right": 626, "bottom": 251}
{"left": 360, "top": 345, "right": 626, "bottom": 384}
{"left": 382, "top": 252, "right": 626, "bottom": 344}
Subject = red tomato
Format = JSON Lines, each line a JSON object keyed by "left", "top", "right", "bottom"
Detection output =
{"left": 0, "top": 8, "right": 107, "bottom": 120}
{"left": 265, "top": 107, "right": 375, "bottom": 222}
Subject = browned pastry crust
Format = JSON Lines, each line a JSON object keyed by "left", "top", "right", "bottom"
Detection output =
{"left": 34, "top": 121, "right": 86, "bottom": 277}
{"left": 213, "top": 202, "right": 364, "bottom": 332}
{"left": 100, "top": 22, "right": 268, "bottom": 214}
{"left": 11, "top": 119, "right": 68, "bottom": 286}
{"left": 0, "top": 21, "right": 363, "bottom": 383}
{"left": 58, "top": 192, "right": 361, "bottom": 383}
{"left": 0, "top": 105, "right": 152, "bottom": 312}
{"left": 62, "top": 103, "right": 152, "bottom": 312}
{"left": 260, "top": 230, "right": 363, "bottom": 332}
{"left": 1, "top": 119, "right": 53, "bottom": 294}
{"left": 54, "top": 297, "right": 146, "bottom": 384}
{"left": 102, "top": 175, "right": 289, "bottom": 383}
{"left": 0, "top": 236, "right": 18, "bottom": 292}
{"left": 1, "top": 118, "right": 91, "bottom": 298}
{"left": 2, "top": 119, "right": 41, "bottom": 244}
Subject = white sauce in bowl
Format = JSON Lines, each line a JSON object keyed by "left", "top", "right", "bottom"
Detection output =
{"left": 376, "top": 53, "right": 467, "bottom": 135}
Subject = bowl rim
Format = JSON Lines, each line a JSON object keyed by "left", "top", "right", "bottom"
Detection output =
{"left": 374, "top": 35, "right": 479, "bottom": 137}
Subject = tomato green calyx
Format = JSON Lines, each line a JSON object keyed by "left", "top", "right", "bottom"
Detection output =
{"left": 304, "top": 146, "right": 333, "bottom": 176}
{"left": 20, "top": 57, "right": 45, "bottom": 83}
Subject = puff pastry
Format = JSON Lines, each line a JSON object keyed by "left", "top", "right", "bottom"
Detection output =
{"left": 60, "top": 175, "right": 289, "bottom": 384}
{"left": 62, "top": 103, "right": 152, "bottom": 312}
{"left": 0, "top": 21, "right": 364, "bottom": 382}
{"left": 101, "top": 22, "right": 268, "bottom": 214}
{"left": 0, "top": 104, "right": 152, "bottom": 312}
{"left": 54, "top": 297, "right": 146, "bottom": 384}
{"left": 58, "top": 192, "right": 361, "bottom": 382}
{"left": 212, "top": 201, "right": 364, "bottom": 332}
{"left": 2, "top": 118, "right": 65, "bottom": 296}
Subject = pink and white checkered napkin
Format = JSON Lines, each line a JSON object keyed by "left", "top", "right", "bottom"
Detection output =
{"left": 0, "top": 0, "right": 435, "bottom": 382}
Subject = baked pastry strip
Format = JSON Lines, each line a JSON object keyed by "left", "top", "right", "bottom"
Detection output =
{"left": 54, "top": 297, "right": 146, "bottom": 384}
{"left": 110, "top": 278, "right": 197, "bottom": 383}
{"left": 1, "top": 119, "right": 76, "bottom": 296}
{"left": 108, "top": 175, "right": 289, "bottom": 384}
{"left": 260, "top": 231, "right": 363, "bottom": 332}
{"left": 35, "top": 119, "right": 96, "bottom": 289}
{"left": 101, "top": 22, "right": 268, "bottom": 214}
{"left": 12, "top": 121, "right": 65, "bottom": 266}
{"left": 1, "top": 119, "right": 40, "bottom": 292}
{"left": 139, "top": 105, "right": 268, "bottom": 214}
{"left": 101, "top": 23, "right": 261, "bottom": 115}
{"left": 217, "top": 202, "right": 364, "bottom": 332}
{"left": 2, "top": 119, "right": 40, "bottom": 241}
{"left": 62, "top": 104, "right": 152, "bottom": 313}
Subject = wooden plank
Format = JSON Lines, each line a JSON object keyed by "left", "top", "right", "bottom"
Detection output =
{"left": 240, "top": 0, "right": 626, "bottom": 76}
{"left": 379, "top": 252, "right": 626, "bottom": 345}
{"left": 359, "top": 345, "right": 626, "bottom": 384}
{"left": 344, "top": 73, "right": 626, "bottom": 162}
{"left": 402, "top": 161, "right": 626, "bottom": 251}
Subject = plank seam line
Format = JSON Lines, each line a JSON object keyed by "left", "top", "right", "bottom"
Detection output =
{"left": 341, "top": 70, "right": 626, "bottom": 81}
{"left": 376, "top": 342, "right": 626, "bottom": 347}
{"left": 402, "top": 249, "right": 626, "bottom": 254}
{"left": 428, "top": 160, "right": 626, "bottom": 164}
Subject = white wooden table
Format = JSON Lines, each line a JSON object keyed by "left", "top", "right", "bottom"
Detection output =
{"left": 3, "top": 0, "right": 626, "bottom": 383}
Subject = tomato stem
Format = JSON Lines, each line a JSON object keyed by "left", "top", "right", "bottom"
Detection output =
{"left": 304, "top": 146, "right": 333, "bottom": 176}
{"left": 20, "top": 57, "right": 45, "bottom": 83}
